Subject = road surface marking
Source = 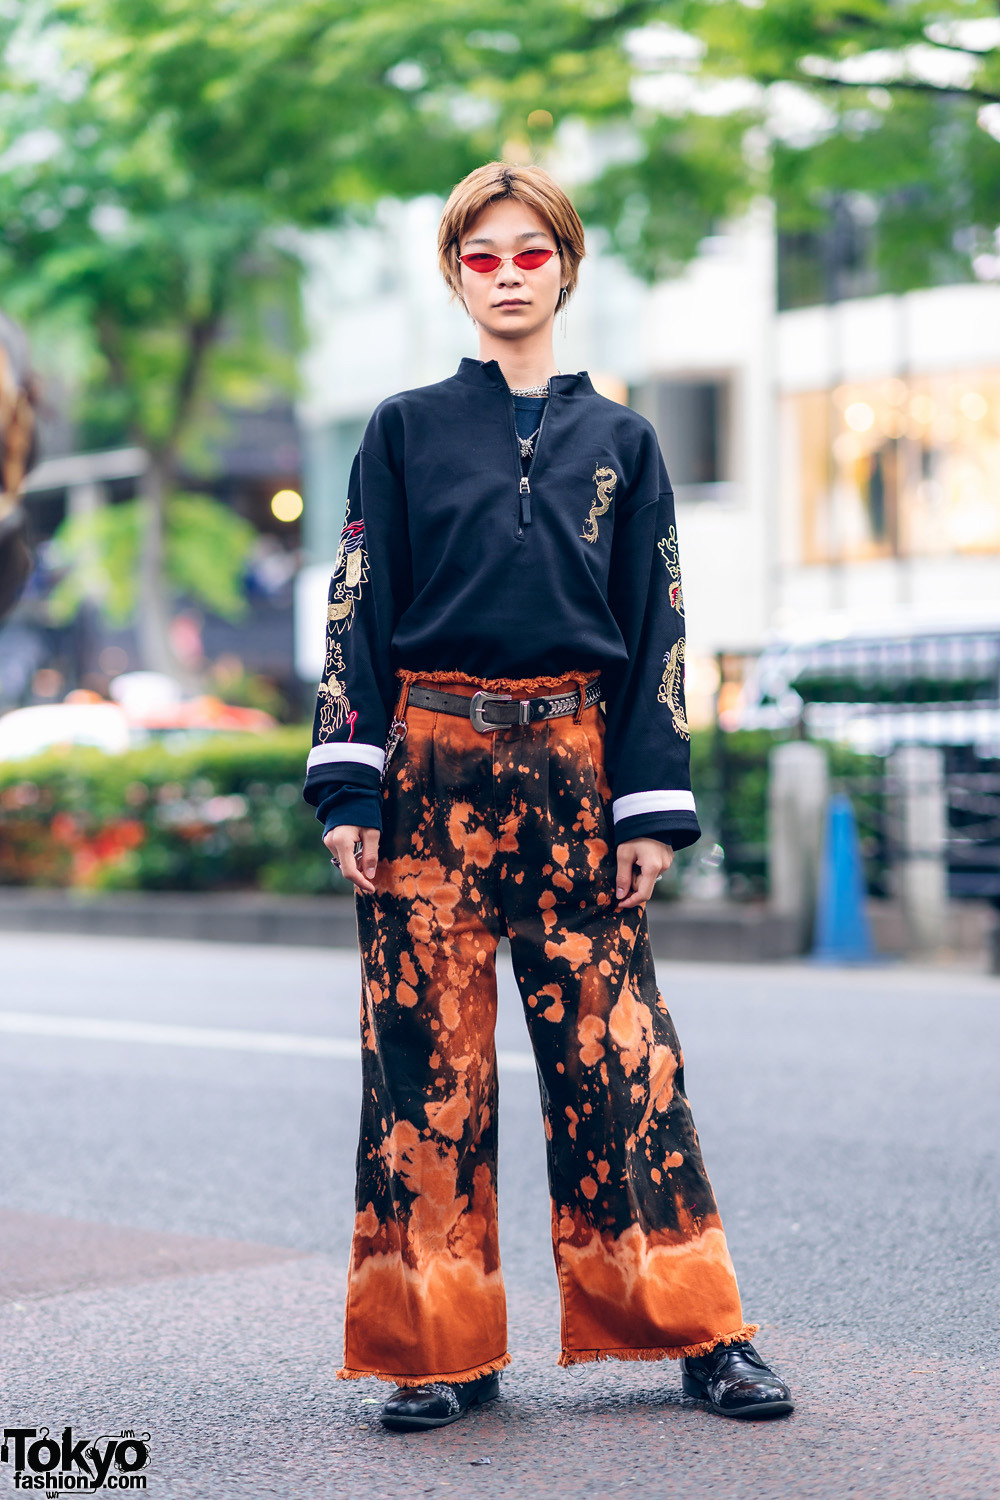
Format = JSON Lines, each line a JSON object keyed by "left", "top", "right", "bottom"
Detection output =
{"left": 0, "top": 1010, "right": 536, "bottom": 1073}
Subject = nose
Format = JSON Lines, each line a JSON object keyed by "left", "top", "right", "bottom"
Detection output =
{"left": 494, "top": 260, "right": 524, "bottom": 288}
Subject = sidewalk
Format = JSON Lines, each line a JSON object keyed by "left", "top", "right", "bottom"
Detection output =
{"left": 0, "top": 888, "right": 799, "bottom": 959}
{"left": 1, "top": 941, "right": 997, "bottom": 1498}
{"left": 0, "top": 887, "right": 993, "bottom": 966}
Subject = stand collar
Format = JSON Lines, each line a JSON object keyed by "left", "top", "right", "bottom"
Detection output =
{"left": 455, "top": 356, "right": 595, "bottom": 398}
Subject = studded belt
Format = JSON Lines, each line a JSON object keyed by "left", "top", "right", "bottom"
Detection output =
{"left": 407, "top": 678, "right": 602, "bottom": 734}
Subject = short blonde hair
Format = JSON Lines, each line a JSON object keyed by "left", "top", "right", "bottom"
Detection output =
{"left": 437, "top": 162, "right": 585, "bottom": 306}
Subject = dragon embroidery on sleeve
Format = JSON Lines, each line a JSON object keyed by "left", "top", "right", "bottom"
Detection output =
{"left": 658, "top": 527, "right": 684, "bottom": 616}
{"left": 316, "top": 513, "right": 368, "bottom": 741}
{"left": 327, "top": 518, "right": 368, "bottom": 634}
{"left": 580, "top": 465, "right": 618, "bottom": 544}
{"left": 657, "top": 638, "right": 690, "bottom": 741}
{"left": 317, "top": 636, "right": 356, "bottom": 741}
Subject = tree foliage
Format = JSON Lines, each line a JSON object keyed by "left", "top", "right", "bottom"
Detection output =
{"left": 1, "top": 0, "right": 997, "bottom": 667}
{"left": 573, "top": 3, "right": 999, "bottom": 290}
{"left": 48, "top": 491, "right": 256, "bottom": 624}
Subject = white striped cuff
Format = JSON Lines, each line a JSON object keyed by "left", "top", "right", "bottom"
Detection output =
{"left": 612, "top": 790, "right": 697, "bottom": 823}
{"left": 306, "top": 742, "right": 385, "bottom": 775}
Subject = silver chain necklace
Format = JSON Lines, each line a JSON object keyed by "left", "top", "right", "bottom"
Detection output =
{"left": 518, "top": 426, "right": 542, "bottom": 459}
{"left": 508, "top": 370, "right": 561, "bottom": 398}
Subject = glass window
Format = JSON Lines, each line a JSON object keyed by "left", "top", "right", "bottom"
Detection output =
{"left": 630, "top": 376, "right": 733, "bottom": 495}
{"left": 784, "top": 370, "right": 1000, "bottom": 562}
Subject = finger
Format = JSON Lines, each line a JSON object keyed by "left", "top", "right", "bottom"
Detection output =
{"left": 340, "top": 833, "right": 374, "bottom": 895}
{"left": 619, "top": 860, "right": 657, "bottom": 909}
{"left": 324, "top": 826, "right": 353, "bottom": 859}
{"left": 361, "top": 826, "right": 380, "bottom": 883}
{"left": 615, "top": 847, "right": 634, "bottom": 902}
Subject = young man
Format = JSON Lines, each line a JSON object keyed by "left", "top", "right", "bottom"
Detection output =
{"left": 303, "top": 162, "right": 793, "bottom": 1431}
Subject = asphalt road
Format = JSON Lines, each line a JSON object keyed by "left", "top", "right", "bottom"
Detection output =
{"left": 0, "top": 932, "right": 997, "bottom": 1500}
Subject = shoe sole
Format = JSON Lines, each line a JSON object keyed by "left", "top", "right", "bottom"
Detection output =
{"left": 681, "top": 1375, "right": 794, "bottom": 1419}
{"left": 380, "top": 1383, "right": 500, "bottom": 1433}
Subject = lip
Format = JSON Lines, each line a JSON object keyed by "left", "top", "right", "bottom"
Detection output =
{"left": 494, "top": 298, "right": 528, "bottom": 308}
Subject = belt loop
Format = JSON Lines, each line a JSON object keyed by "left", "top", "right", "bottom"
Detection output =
{"left": 570, "top": 670, "right": 590, "bottom": 724}
{"left": 393, "top": 676, "right": 411, "bottom": 721}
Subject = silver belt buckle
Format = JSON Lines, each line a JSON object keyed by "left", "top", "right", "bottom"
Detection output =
{"left": 469, "top": 690, "right": 512, "bottom": 733}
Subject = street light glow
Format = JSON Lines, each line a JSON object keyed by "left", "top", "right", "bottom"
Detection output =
{"left": 960, "top": 391, "right": 988, "bottom": 421}
{"left": 271, "top": 488, "right": 303, "bottom": 522}
{"left": 844, "top": 402, "right": 874, "bottom": 432}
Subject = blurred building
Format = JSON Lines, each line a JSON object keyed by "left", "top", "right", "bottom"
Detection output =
{"left": 295, "top": 194, "right": 1000, "bottom": 738}
{"left": 3, "top": 403, "right": 304, "bottom": 712}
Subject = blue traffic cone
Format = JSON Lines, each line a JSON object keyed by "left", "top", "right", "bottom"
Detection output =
{"left": 811, "top": 794, "right": 877, "bottom": 964}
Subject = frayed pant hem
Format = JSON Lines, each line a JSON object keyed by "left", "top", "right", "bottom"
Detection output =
{"left": 558, "top": 1323, "right": 760, "bottom": 1367}
{"left": 336, "top": 1351, "right": 512, "bottom": 1387}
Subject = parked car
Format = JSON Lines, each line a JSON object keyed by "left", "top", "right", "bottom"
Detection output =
{"left": 0, "top": 686, "right": 275, "bottom": 762}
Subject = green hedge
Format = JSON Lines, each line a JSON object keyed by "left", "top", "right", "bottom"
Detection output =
{"left": 0, "top": 724, "right": 883, "bottom": 896}
{"left": 691, "top": 728, "right": 886, "bottom": 900}
{"left": 0, "top": 727, "right": 349, "bottom": 894}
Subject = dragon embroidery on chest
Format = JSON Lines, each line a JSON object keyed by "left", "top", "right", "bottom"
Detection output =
{"left": 658, "top": 527, "right": 684, "bottom": 616}
{"left": 580, "top": 465, "right": 618, "bottom": 544}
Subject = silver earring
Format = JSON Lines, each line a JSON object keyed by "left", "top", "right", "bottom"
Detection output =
{"left": 558, "top": 287, "right": 568, "bottom": 338}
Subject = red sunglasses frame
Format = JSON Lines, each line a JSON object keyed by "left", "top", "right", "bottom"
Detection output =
{"left": 458, "top": 247, "right": 559, "bottom": 274}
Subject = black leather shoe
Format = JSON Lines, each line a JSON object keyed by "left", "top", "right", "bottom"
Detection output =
{"left": 380, "top": 1371, "right": 501, "bottom": 1432}
{"left": 681, "top": 1341, "right": 793, "bottom": 1419}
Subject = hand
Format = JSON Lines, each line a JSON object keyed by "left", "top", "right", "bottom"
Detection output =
{"left": 323, "top": 824, "right": 380, "bottom": 895}
{"left": 615, "top": 837, "right": 673, "bottom": 910}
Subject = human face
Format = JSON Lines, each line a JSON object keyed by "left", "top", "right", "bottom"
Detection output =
{"left": 458, "top": 197, "right": 564, "bottom": 342}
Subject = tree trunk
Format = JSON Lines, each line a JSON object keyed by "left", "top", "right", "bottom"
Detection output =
{"left": 117, "top": 297, "right": 227, "bottom": 682}
{"left": 135, "top": 450, "right": 183, "bottom": 679}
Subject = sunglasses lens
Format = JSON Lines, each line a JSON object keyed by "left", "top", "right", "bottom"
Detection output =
{"left": 460, "top": 249, "right": 556, "bottom": 273}
{"left": 461, "top": 253, "right": 502, "bottom": 273}
{"left": 513, "top": 249, "right": 555, "bottom": 269}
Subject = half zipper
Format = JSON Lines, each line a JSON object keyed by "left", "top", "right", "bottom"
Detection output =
{"left": 508, "top": 394, "right": 550, "bottom": 541}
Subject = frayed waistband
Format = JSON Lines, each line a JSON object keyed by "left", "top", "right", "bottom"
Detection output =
{"left": 395, "top": 667, "right": 600, "bottom": 698}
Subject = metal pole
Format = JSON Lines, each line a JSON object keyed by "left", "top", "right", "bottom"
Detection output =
{"left": 890, "top": 745, "right": 948, "bottom": 954}
{"left": 769, "top": 740, "right": 830, "bottom": 952}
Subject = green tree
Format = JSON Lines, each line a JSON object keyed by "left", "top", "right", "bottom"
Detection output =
{"left": 47, "top": 492, "right": 256, "bottom": 627}
{"left": 2, "top": 0, "right": 997, "bottom": 683}
{"left": 0, "top": 24, "right": 304, "bottom": 670}
{"left": 1, "top": 0, "right": 649, "bottom": 671}
{"left": 583, "top": 1, "right": 1000, "bottom": 290}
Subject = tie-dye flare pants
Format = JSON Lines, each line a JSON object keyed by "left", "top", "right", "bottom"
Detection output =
{"left": 339, "top": 670, "right": 757, "bottom": 1387}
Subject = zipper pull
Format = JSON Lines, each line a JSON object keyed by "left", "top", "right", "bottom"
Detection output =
{"left": 519, "top": 475, "right": 532, "bottom": 526}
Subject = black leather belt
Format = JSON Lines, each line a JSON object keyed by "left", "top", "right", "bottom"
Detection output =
{"left": 407, "top": 678, "right": 602, "bottom": 733}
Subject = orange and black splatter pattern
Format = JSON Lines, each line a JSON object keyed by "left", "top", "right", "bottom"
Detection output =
{"left": 339, "top": 672, "right": 757, "bottom": 1387}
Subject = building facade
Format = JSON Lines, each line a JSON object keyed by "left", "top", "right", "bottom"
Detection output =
{"left": 294, "top": 196, "right": 1000, "bottom": 733}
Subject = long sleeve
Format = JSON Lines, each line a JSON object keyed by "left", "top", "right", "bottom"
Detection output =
{"left": 302, "top": 441, "right": 412, "bottom": 829}
{"left": 602, "top": 482, "right": 701, "bottom": 852}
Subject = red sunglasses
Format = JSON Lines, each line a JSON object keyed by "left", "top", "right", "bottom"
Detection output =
{"left": 459, "top": 247, "right": 558, "bottom": 274}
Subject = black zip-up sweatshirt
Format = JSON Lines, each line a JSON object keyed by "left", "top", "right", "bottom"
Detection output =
{"left": 303, "top": 357, "right": 700, "bottom": 852}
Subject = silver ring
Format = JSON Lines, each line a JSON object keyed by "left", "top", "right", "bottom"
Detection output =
{"left": 354, "top": 839, "right": 363, "bottom": 856}
{"left": 330, "top": 857, "right": 340, "bottom": 868}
